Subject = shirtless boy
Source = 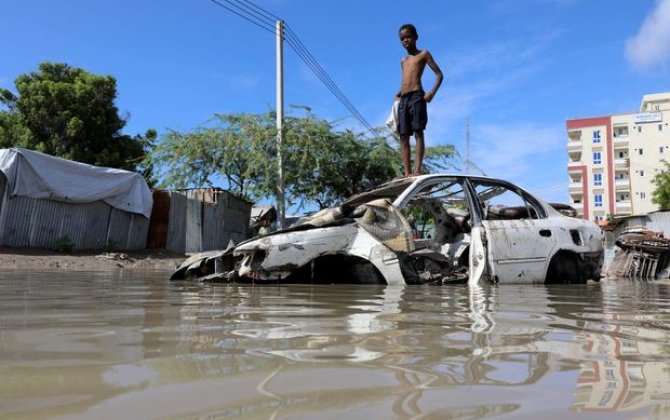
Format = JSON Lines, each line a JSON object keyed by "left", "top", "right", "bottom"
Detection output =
{"left": 397, "top": 23, "right": 443, "bottom": 176}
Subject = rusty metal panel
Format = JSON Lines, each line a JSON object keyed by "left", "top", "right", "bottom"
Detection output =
{"left": 165, "top": 191, "right": 186, "bottom": 254}
{"left": 147, "top": 191, "right": 170, "bottom": 249}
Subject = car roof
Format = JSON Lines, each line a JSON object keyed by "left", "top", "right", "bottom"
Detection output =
{"left": 342, "top": 173, "right": 503, "bottom": 208}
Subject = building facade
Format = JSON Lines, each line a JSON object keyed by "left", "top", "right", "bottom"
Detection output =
{"left": 567, "top": 93, "right": 670, "bottom": 222}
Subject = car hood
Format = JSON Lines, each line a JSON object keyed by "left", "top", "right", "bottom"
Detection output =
{"left": 238, "top": 198, "right": 415, "bottom": 254}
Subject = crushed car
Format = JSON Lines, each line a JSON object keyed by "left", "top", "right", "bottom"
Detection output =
{"left": 172, "top": 175, "right": 604, "bottom": 285}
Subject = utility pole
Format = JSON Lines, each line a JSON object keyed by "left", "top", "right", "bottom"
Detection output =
{"left": 276, "top": 20, "right": 286, "bottom": 229}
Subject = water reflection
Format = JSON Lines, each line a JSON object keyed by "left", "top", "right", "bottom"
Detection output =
{"left": 0, "top": 270, "right": 669, "bottom": 418}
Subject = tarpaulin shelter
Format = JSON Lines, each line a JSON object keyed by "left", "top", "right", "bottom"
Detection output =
{"left": 0, "top": 148, "right": 152, "bottom": 250}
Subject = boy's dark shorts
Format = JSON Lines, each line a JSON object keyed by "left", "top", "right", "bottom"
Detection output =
{"left": 398, "top": 90, "right": 427, "bottom": 136}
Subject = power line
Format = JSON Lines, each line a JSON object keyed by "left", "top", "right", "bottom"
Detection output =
{"left": 237, "top": 0, "right": 281, "bottom": 21}
{"left": 283, "top": 25, "right": 376, "bottom": 134}
{"left": 227, "top": 0, "right": 276, "bottom": 26}
{"left": 204, "top": 0, "right": 377, "bottom": 136}
{"left": 205, "top": 0, "right": 274, "bottom": 34}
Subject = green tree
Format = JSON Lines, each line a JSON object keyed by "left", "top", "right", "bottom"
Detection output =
{"left": 652, "top": 160, "right": 670, "bottom": 210}
{"left": 0, "top": 62, "right": 154, "bottom": 174}
{"left": 149, "top": 109, "right": 457, "bottom": 210}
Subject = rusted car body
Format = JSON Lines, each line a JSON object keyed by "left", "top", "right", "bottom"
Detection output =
{"left": 173, "top": 175, "right": 603, "bottom": 285}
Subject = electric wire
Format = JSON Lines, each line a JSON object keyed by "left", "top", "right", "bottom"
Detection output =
{"left": 205, "top": 0, "right": 275, "bottom": 34}
{"left": 237, "top": 0, "right": 282, "bottom": 21}
{"left": 283, "top": 26, "right": 376, "bottom": 133}
{"left": 204, "top": 0, "right": 377, "bottom": 136}
{"left": 283, "top": 25, "right": 376, "bottom": 134}
{"left": 227, "top": 0, "right": 276, "bottom": 26}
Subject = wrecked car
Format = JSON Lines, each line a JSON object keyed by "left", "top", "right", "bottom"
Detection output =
{"left": 172, "top": 175, "right": 603, "bottom": 285}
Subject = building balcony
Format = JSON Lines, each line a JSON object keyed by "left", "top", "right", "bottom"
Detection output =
{"left": 571, "top": 202, "right": 584, "bottom": 213}
{"left": 569, "top": 181, "right": 582, "bottom": 192}
{"left": 568, "top": 130, "right": 582, "bottom": 141}
{"left": 616, "top": 200, "right": 632, "bottom": 212}
{"left": 567, "top": 163, "right": 583, "bottom": 173}
{"left": 614, "top": 158, "right": 629, "bottom": 169}
{"left": 613, "top": 136, "right": 629, "bottom": 148}
{"left": 615, "top": 179, "right": 630, "bottom": 191}
{"left": 568, "top": 140, "right": 582, "bottom": 151}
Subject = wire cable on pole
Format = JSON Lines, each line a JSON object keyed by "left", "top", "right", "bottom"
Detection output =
{"left": 283, "top": 25, "right": 376, "bottom": 134}
{"left": 204, "top": 0, "right": 377, "bottom": 136}
{"left": 205, "top": 0, "right": 275, "bottom": 34}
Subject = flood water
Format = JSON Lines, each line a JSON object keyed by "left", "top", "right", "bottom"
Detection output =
{"left": 1, "top": 270, "right": 669, "bottom": 419}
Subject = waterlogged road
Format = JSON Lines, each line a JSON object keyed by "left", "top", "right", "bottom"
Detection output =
{"left": 1, "top": 270, "right": 669, "bottom": 419}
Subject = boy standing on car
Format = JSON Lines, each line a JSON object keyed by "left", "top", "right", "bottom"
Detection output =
{"left": 397, "top": 23, "right": 443, "bottom": 176}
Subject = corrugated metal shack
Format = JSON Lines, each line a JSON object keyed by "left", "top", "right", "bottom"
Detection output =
{"left": 0, "top": 172, "right": 149, "bottom": 251}
{"left": 147, "top": 188, "right": 251, "bottom": 254}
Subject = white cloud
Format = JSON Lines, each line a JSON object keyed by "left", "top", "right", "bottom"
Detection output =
{"left": 625, "top": 0, "right": 670, "bottom": 72}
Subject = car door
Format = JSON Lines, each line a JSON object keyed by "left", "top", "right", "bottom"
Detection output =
{"left": 395, "top": 176, "right": 487, "bottom": 285}
{"left": 469, "top": 179, "right": 558, "bottom": 283}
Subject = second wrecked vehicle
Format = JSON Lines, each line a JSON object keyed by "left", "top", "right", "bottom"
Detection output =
{"left": 173, "top": 175, "right": 603, "bottom": 285}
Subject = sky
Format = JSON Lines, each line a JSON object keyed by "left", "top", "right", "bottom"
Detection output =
{"left": 2, "top": 0, "right": 670, "bottom": 205}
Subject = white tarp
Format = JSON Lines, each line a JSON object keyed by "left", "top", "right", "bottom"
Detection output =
{"left": 0, "top": 148, "right": 153, "bottom": 218}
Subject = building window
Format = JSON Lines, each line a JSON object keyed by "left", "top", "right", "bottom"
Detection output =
{"left": 641, "top": 192, "right": 647, "bottom": 199}
{"left": 660, "top": 147, "right": 664, "bottom": 154}
{"left": 639, "top": 148, "right": 644, "bottom": 155}
{"left": 593, "top": 130, "right": 601, "bottom": 143}
{"left": 620, "top": 194, "right": 626, "bottom": 201}
{"left": 660, "top": 124, "right": 664, "bottom": 132}
{"left": 619, "top": 151, "right": 625, "bottom": 158}
{"left": 595, "top": 216, "right": 604, "bottom": 222}
{"left": 593, "top": 152, "right": 602, "bottom": 165}
{"left": 641, "top": 170, "right": 645, "bottom": 177}
{"left": 594, "top": 173, "right": 602, "bottom": 186}
{"left": 637, "top": 126, "right": 642, "bottom": 133}
{"left": 594, "top": 195, "right": 603, "bottom": 207}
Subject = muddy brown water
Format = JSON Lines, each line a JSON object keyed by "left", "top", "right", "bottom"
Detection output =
{"left": 1, "top": 270, "right": 669, "bottom": 419}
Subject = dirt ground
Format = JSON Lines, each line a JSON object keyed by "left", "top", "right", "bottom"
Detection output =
{"left": 0, "top": 247, "right": 187, "bottom": 272}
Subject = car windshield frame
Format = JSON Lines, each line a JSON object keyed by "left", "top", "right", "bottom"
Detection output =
{"left": 342, "top": 177, "right": 416, "bottom": 209}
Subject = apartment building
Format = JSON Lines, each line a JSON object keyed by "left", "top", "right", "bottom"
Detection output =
{"left": 567, "top": 93, "right": 670, "bottom": 223}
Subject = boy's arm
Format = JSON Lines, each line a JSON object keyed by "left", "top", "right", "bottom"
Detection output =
{"left": 396, "top": 59, "right": 403, "bottom": 98}
{"left": 423, "top": 51, "right": 443, "bottom": 103}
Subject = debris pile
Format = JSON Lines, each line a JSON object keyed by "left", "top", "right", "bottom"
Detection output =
{"left": 606, "top": 229, "right": 670, "bottom": 278}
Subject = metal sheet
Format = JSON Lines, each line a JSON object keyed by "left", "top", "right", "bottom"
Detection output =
{"left": 0, "top": 196, "right": 34, "bottom": 247}
{"left": 79, "top": 202, "right": 112, "bottom": 250}
{"left": 159, "top": 189, "right": 251, "bottom": 253}
{"left": 165, "top": 192, "right": 186, "bottom": 254}
{"left": 146, "top": 191, "right": 170, "bottom": 249}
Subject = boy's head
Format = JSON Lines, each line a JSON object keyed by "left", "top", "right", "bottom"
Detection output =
{"left": 399, "top": 24, "right": 418, "bottom": 40}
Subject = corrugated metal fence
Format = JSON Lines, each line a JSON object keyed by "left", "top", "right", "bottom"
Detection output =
{"left": 146, "top": 189, "right": 251, "bottom": 254}
{"left": 0, "top": 173, "right": 149, "bottom": 250}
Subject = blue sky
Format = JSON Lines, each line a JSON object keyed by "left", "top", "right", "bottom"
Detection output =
{"left": 2, "top": 0, "right": 670, "bottom": 204}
